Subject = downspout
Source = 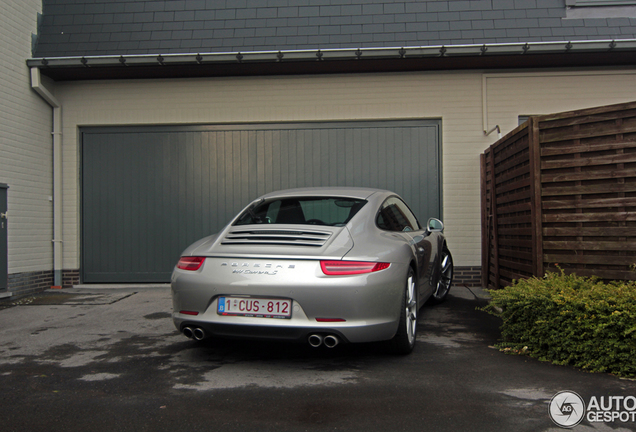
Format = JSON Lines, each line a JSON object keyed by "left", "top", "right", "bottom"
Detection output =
{"left": 30, "top": 68, "right": 63, "bottom": 287}
{"left": 481, "top": 74, "right": 502, "bottom": 139}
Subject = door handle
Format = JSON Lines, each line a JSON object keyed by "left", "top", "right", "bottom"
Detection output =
{"left": 0, "top": 212, "right": 6, "bottom": 219}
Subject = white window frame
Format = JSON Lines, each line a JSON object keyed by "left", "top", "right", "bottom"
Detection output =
{"left": 566, "top": 0, "right": 636, "bottom": 5}
{"left": 565, "top": 0, "right": 636, "bottom": 18}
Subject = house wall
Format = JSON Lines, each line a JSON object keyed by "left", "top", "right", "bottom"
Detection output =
{"left": 54, "top": 67, "right": 636, "bottom": 282}
{"left": 0, "top": 0, "right": 55, "bottom": 295}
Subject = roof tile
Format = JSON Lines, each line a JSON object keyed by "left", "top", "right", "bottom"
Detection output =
{"left": 362, "top": 4, "right": 383, "bottom": 15}
{"left": 450, "top": 20, "right": 472, "bottom": 31}
{"left": 256, "top": 8, "right": 278, "bottom": 19}
{"left": 124, "top": 3, "right": 145, "bottom": 13}
{"left": 215, "top": 9, "right": 236, "bottom": 20}
{"left": 164, "top": 1, "right": 187, "bottom": 12}
{"left": 426, "top": 2, "right": 449, "bottom": 12}
{"left": 33, "top": 0, "right": 636, "bottom": 58}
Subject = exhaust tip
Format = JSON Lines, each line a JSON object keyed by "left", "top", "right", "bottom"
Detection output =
{"left": 324, "top": 335, "right": 339, "bottom": 348}
{"left": 308, "top": 334, "right": 323, "bottom": 348}
{"left": 192, "top": 327, "right": 206, "bottom": 341}
{"left": 182, "top": 326, "right": 194, "bottom": 339}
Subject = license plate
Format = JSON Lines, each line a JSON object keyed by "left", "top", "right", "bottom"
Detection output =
{"left": 217, "top": 297, "right": 292, "bottom": 319}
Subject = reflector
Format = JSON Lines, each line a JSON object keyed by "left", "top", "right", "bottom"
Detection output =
{"left": 179, "top": 310, "right": 199, "bottom": 316}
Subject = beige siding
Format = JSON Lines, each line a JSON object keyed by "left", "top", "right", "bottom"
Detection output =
{"left": 0, "top": 0, "right": 53, "bottom": 274}
{"left": 484, "top": 70, "right": 636, "bottom": 133}
{"left": 56, "top": 68, "right": 636, "bottom": 270}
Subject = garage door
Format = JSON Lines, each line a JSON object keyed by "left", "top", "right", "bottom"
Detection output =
{"left": 81, "top": 121, "right": 441, "bottom": 283}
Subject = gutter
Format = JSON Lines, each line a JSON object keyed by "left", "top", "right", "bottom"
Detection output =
{"left": 30, "top": 68, "right": 63, "bottom": 287}
{"left": 27, "top": 39, "right": 636, "bottom": 69}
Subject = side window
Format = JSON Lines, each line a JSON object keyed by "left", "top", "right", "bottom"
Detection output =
{"left": 376, "top": 197, "right": 420, "bottom": 232}
{"left": 266, "top": 200, "right": 281, "bottom": 223}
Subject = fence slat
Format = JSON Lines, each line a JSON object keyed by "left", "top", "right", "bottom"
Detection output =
{"left": 541, "top": 140, "right": 636, "bottom": 156}
{"left": 541, "top": 182, "right": 636, "bottom": 197}
{"left": 543, "top": 212, "right": 636, "bottom": 223}
{"left": 544, "top": 241, "right": 636, "bottom": 251}
{"left": 542, "top": 168, "right": 636, "bottom": 183}
{"left": 544, "top": 254, "right": 636, "bottom": 266}
{"left": 542, "top": 197, "right": 636, "bottom": 210}
{"left": 543, "top": 226, "right": 635, "bottom": 237}
{"left": 541, "top": 152, "right": 636, "bottom": 169}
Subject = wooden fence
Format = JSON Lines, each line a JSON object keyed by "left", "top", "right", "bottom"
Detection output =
{"left": 481, "top": 101, "right": 636, "bottom": 289}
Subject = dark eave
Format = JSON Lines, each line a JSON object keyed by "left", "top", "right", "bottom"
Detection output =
{"left": 27, "top": 40, "right": 636, "bottom": 81}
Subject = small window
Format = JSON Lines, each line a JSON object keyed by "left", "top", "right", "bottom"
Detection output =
{"left": 376, "top": 197, "right": 420, "bottom": 232}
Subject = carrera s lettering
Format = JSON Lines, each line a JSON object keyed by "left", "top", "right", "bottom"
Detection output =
{"left": 232, "top": 269, "right": 278, "bottom": 275}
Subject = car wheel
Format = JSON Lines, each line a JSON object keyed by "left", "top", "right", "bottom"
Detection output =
{"left": 390, "top": 268, "right": 418, "bottom": 355}
{"left": 429, "top": 247, "right": 453, "bottom": 304}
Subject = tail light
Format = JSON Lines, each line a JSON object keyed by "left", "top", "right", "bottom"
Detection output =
{"left": 177, "top": 256, "right": 205, "bottom": 271}
{"left": 320, "top": 261, "right": 390, "bottom": 275}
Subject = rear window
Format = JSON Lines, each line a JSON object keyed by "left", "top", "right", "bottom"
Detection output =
{"left": 234, "top": 197, "right": 366, "bottom": 227}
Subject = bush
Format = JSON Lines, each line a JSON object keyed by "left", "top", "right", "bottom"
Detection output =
{"left": 480, "top": 269, "right": 636, "bottom": 378}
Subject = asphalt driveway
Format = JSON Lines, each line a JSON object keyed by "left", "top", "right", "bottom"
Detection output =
{"left": 0, "top": 285, "right": 634, "bottom": 432}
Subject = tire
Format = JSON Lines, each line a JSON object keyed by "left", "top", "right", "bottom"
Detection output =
{"left": 390, "top": 268, "right": 418, "bottom": 355}
{"left": 429, "top": 247, "right": 453, "bottom": 305}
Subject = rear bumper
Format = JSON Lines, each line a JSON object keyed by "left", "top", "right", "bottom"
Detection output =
{"left": 172, "top": 318, "right": 398, "bottom": 344}
{"left": 171, "top": 257, "right": 408, "bottom": 343}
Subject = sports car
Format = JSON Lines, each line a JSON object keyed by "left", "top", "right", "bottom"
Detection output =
{"left": 171, "top": 187, "right": 453, "bottom": 354}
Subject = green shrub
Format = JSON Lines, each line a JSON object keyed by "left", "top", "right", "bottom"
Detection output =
{"left": 480, "top": 269, "right": 636, "bottom": 378}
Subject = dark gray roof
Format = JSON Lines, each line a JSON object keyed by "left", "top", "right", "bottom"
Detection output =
{"left": 34, "top": 0, "right": 636, "bottom": 58}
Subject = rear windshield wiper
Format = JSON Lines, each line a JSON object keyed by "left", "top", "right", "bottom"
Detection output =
{"left": 246, "top": 199, "right": 265, "bottom": 223}
{"left": 247, "top": 206, "right": 262, "bottom": 223}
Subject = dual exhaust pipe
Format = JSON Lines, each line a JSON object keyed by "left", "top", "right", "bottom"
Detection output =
{"left": 308, "top": 334, "right": 339, "bottom": 348}
{"left": 182, "top": 326, "right": 207, "bottom": 341}
{"left": 182, "top": 327, "right": 339, "bottom": 348}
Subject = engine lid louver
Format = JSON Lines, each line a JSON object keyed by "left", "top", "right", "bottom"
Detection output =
{"left": 221, "top": 229, "right": 332, "bottom": 247}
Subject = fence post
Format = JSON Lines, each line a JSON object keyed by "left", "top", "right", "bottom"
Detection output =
{"left": 528, "top": 117, "right": 544, "bottom": 277}
{"left": 480, "top": 152, "right": 489, "bottom": 288}
{"left": 487, "top": 148, "right": 500, "bottom": 289}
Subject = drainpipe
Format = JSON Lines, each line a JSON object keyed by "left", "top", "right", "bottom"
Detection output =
{"left": 481, "top": 74, "right": 502, "bottom": 140}
{"left": 30, "top": 68, "right": 63, "bottom": 287}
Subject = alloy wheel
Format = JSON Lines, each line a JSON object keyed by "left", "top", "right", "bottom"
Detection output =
{"left": 406, "top": 273, "right": 417, "bottom": 345}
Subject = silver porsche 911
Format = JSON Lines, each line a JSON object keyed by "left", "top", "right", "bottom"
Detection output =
{"left": 171, "top": 187, "right": 453, "bottom": 354}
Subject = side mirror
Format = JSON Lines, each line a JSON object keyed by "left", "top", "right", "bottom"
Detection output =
{"left": 427, "top": 218, "right": 444, "bottom": 233}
